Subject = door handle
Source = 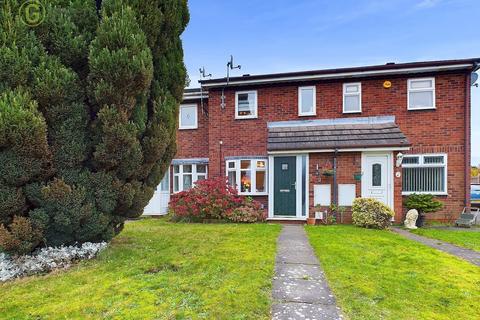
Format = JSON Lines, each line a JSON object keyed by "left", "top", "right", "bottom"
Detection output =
{"left": 292, "top": 182, "right": 296, "bottom": 190}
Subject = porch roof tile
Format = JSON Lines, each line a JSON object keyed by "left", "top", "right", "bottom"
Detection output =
{"left": 267, "top": 121, "right": 411, "bottom": 151}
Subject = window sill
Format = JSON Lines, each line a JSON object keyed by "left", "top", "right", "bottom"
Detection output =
{"left": 407, "top": 106, "right": 436, "bottom": 111}
{"left": 179, "top": 127, "right": 198, "bottom": 130}
{"left": 298, "top": 113, "right": 316, "bottom": 117}
{"left": 235, "top": 116, "right": 258, "bottom": 120}
{"left": 239, "top": 192, "right": 268, "bottom": 196}
{"left": 402, "top": 192, "right": 448, "bottom": 196}
{"left": 343, "top": 110, "right": 362, "bottom": 114}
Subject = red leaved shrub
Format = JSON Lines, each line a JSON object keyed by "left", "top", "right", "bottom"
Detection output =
{"left": 169, "top": 178, "right": 265, "bottom": 223}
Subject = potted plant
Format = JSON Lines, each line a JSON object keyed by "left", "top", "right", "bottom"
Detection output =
{"left": 353, "top": 172, "right": 362, "bottom": 181}
{"left": 322, "top": 169, "right": 334, "bottom": 176}
{"left": 404, "top": 193, "right": 443, "bottom": 227}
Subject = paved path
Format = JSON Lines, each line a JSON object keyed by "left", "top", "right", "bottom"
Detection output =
{"left": 271, "top": 225, "right": 343, "bottom": 320}
{"left": 392, "top": 227, "right": 480, "bottom": 267}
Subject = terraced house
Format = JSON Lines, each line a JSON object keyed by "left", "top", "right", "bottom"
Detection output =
{"left": 144, "top": 58, "right": 480, "bottom": 223}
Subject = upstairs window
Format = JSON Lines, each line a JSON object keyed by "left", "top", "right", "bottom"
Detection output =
{"left": 298, "top": 86, "right": 316, "bottom": 116}
{"left": 226, "top": 159, "right": 267, "bottom": 195}
{"left": 179, "top": 104, "right": 198, "bottom": 129}
{"left": 173, "top": 163, "right": 207, "bottom": 192}
{"left": 235, "top": 91, "right": 257, "bottom": 119}
{"left": 343, "top": 83, "right": 362, "bottom": 113}
{"left": 408, "top": 78, "right": 435, "bottom": 110}
{"left": 402, "top": 154, "right": 447, "bottom": 195}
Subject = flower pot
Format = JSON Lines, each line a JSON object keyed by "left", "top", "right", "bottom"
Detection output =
{"left": 322, "top": 170, "right": 334, "bottom": 176}
{"left": 307, "top": 218, "right": 316, "bottom": 225}
{"left": 416, "top": 214, "right": 425, "bottom": 227}
{"left": 353, "top": 173, "right": 362, "bottom": 181}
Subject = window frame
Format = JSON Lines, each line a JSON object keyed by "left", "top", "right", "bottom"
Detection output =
{"left": 407, "top": 77, "right": 436, "bottom": 110}
{"left": 235, "top": 90, "right": 258, "bottom": 119}
{"left": 401, "top": 153, "right": 447, "bottom": 195}
{"left": 226, "top": 158, "right": 268, "bottom": 195}
{"left": 298, "top": 86, "right": 316, "bottom": 116}
{"left": 173, "top": 163, "right": 208, "bottom": 193}
{"left": 178, "top": 104, "right": 198, "bottom": 130}
{"left": 342, "top": 82, "right": 362, "bottom": 114}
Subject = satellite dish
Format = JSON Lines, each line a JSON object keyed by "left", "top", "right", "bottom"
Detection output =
{"left": 472, "top": 72, "right": 479, "bottom": 86}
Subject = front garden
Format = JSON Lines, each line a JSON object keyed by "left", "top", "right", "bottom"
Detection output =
{"left": 306, "top": 225, "right": 480, "bottom": 320}
{"left": 0, "top": 219, "right": 281, "bottom": 319}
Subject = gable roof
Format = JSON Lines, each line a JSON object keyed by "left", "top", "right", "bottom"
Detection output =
{"left": 200, "top": 58, "right": 480, "bottom": 88}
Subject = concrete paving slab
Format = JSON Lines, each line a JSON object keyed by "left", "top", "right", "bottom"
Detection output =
{"left": 271, "top": 225, "right": 343, "bottom": 319}
{"left": 272, "top": 303, "right": 344, "bottom": 320}
{"left": 275, "top": 263, "right": 325, "bottom": 280}
{"left": 272, "top": 278, "right": 336, "bottom": 304}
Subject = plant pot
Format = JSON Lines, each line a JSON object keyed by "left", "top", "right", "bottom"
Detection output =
{"left": 322, "top": 170, "right": 334, "bottom": 176}
{"left": 353, "top": 173, "right": 362, "bottom": 181}
{"left": 416, "top": 214, "right": 425, "bottom": 227}
{"left": 307, "top": 218, "right": 317, "bottom": 225}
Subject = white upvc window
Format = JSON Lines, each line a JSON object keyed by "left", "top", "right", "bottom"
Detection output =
{"left": 226, "top": 159, "right": 267, "bottom": 195}
{"left": 235, "top": 90, "right": 258, "bottom": 119}
{"left": 179, "top": 104, "right": 198, "bottom": 129}
{"left": 402, "top": 154, "right": 447, "bottom": 195}
{"left": 408, "top": 78, "right": 435, "bottom": 110}
{"left": 298, "top": 86, "right": 316, "bottom": 116}
{"left": 173, "top": 163, "right": 207, "bottom": 192}
{"left": 343, "top": 82, "right": 362, "bottom": 113}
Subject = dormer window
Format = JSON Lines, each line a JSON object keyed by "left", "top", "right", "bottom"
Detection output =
{"left": 235, "top": 91, "right": 257, "bottom": 119}
{"left": 298, "top": 86, "right": 316, "bottom": 116}
{"left": 343, "top": 83, "right": 362, "bottom": 113}
{"left": 408, "top": 78, "right": 435, "bottom": 110}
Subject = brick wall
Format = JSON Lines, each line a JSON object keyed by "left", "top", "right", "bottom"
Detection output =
{"left": 175, "top": 100, "right": 209, "bottom": 159}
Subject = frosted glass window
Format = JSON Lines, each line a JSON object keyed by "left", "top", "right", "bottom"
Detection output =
{"left": 372, "top": 164, "right": 382, "bottom": 187}
{"left": 179, "top": 105, "right": 198, "bottom": 129}
{"left": 343, "top": 83, "right": 361, "bottom": 113}
{"left": 408, "top": 78, "right": 435, "bottom": 110}
{"left": 299, "top": 86, "right": 316, "bottom": 115}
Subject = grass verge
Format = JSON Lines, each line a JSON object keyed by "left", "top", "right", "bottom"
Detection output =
{"left": 0, "top": 219, "right": 281, "bottom": 319}
{"left": 306, "top": 225, "right": 480, "bottom": 320}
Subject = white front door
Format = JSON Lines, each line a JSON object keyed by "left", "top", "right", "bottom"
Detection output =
{"left": 143, "top": 169, "right": 170, "bottom": 215}
{"left": 361, "top": 153, "right": 393, "bottom": 208}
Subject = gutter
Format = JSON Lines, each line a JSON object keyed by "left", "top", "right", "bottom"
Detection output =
{"left": 200, "top": 64, "right": 474, "bottom": 88}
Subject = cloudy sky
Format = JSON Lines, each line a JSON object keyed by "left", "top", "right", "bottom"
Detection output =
{"left": 182, "top": 0, "right": 480, "bottom": 165}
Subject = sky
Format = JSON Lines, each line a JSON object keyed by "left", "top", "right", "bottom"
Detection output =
{"left": 181, "top": 0, "right": 480, "bottom": 165}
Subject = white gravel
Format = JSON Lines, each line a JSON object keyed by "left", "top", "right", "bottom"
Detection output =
{"left": 1, "top": 242, "right": 107, "bottom": 282}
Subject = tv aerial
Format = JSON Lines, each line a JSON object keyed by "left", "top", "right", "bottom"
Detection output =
{"left": 199, "top": 66, "right": 211, "bottom": 79}
{"left": 221, "top": 55, "right": 243, "bottom": 109}
{"left": 472, "top": 72, "right": 479, "bottom": 87}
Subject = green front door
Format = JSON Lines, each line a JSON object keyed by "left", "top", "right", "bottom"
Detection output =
{"left": 274, "top": 156, "right": 297, "bottom": 216}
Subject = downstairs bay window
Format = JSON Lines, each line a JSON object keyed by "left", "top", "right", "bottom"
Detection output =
{"left": 173, "top": 163, "right": 208, "bottom": 192}
{"left": 402, "top": 154, "right": 447, "bottom": 195}
{"left": 226, "top": 158, "right": 267, "bottom": 195}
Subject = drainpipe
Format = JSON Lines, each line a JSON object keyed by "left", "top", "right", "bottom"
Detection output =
{"left": 333, "top": 149, "right": 339, "bottom": 207}
{"left": 465, "top": 72, "right": 471, "bottom": 207}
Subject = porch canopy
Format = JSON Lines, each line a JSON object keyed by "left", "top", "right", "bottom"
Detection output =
{"left": 267, "top": 116, "right": 411, "bottom": 152}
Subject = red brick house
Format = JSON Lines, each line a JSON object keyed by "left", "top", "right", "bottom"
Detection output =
{"left": 144, "top": 58, "right": 479, "bottom": 223}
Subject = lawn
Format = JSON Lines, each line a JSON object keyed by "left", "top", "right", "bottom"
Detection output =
{"left": 411, "top": 228, "right": 480, "bottom": 252}
{"left": 0, "top": 219, "right": 281, "bottom": 320}
{"left": 306, "top": 225, "right": 480, "bottom": 320}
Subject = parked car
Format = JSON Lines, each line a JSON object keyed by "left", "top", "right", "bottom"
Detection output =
{"left": 471, "top": 184, "right": 480, "bottom": 206}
